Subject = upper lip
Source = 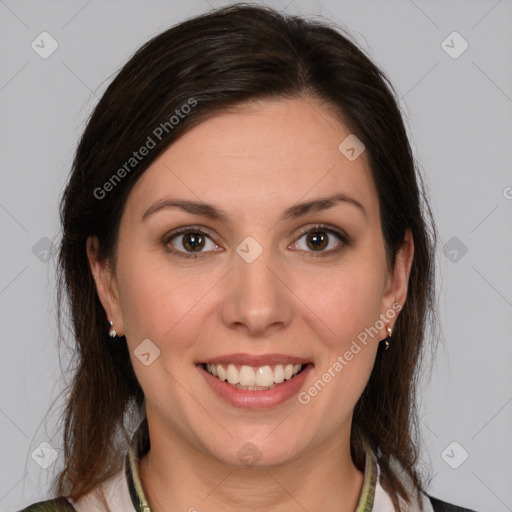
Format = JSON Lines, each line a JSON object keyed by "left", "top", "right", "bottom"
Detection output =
{"left": 199, "top": 353, "right": 311, "bottom": 366}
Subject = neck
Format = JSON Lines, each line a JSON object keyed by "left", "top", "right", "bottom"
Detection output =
{"left": 138, "top": 418, "right": 365, "bottom": 512}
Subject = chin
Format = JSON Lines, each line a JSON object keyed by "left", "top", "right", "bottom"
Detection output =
{"left": 204, "top": 434, "right": 306, "bottom": 469}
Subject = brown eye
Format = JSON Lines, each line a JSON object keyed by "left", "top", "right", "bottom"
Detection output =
{"left": 166, "top": 229, "right": 220, "bottom": 257}
{"left": 181, "top": 232, "right": 205, "bottom": 252}
{"left": 292, "top": 225, "right": 348, "bottom": 255}
{"left": 305, "top": 231, "right": 328, "bottom": 251}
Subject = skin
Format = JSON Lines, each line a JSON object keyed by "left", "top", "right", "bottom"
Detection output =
{"left": 87, "top": 97, "right": 414, "bottom": 512}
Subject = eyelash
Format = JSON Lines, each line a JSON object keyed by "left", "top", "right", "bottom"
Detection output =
{"left": 162, "top": 223, "right": 350, "bottom": 260}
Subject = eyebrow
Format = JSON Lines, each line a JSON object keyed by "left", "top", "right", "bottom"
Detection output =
{"left": 141, "top": 193, "right": 366, "bottom": 223}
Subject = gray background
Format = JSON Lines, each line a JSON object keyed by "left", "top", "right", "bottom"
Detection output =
{"left": 1, "top": 0, "right": 511, "bottom": 510}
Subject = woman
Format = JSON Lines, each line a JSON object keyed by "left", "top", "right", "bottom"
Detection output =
{"left": 19, "top": 4, "right": 478, "bottom": 512}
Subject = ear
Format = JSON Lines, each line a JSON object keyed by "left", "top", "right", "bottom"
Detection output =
{"left": 380, "top": 229, "right": 414, "bottom": 327}
{"left": 86, "top": 235, "right": 125, "bottom": 337}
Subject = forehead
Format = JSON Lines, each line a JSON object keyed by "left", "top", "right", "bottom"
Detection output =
{"left": 124, "top": 97, "right": 378, "bottom": 224}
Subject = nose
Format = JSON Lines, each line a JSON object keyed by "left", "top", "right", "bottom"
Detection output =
{"left": 220, "top": 242, "right": 293, "bottom": 337}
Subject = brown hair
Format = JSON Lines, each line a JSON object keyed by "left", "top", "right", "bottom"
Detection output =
{"left": 54, "top": 3, "right": 438, "bottom": 508}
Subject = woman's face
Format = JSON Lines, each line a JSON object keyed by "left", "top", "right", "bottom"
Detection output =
{"left": 89, "top": 97, "right": 413, "bottom": 468}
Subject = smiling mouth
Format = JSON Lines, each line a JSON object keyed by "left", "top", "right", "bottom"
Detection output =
{"left": 201, "top": 362, "right": 307, "bottom": 391}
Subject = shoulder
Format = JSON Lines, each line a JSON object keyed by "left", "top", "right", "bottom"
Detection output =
{"left": 428, "top": 495, "right": 479, "bottom": 512}
{"left": 372, "top": 450, "right": 480, "bottom": 512}
{"left": 16, "top": 497, "right": 76, "bottom": 511}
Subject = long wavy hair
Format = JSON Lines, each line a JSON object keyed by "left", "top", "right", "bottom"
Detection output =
{"left": 54, "top": 4, "right": 438, "bottom": 509}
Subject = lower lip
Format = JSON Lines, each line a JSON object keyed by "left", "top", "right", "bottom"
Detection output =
{"left": 198, "top": 363, "right": 313, "bottom": 409}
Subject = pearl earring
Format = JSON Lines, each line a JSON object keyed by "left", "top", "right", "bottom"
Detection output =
{"left": 383, "top": 325, "right": 392, "bottom": 350}
{"left": 108, "top": 320, "right": 117, "bottom": 338}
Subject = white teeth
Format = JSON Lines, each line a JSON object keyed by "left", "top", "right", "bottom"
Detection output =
{"left": 255, "top": 366, "right": 274, "bottom": 387}
{"left": 217, "top": 365, "right": 226, "bottom": 381}
{"left": 284, "top": 364, "right": 294, "bottom": 380}
{"left": 239, "top": 365, "right": 255, "bottom": 386}
{"left": 204, "top": 362, "right": 304, "bottom": 388}
{"left": 273, "top": 364, "right": 284, "bottom": 383}
{"left": 226, "top": 364, "right": 238, "bottom": 384}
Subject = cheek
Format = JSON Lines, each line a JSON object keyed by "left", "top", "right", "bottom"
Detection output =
{"left": 300, "top": 273, "right": 382, "bottom": 416}
{"left": 116, "top": 250, "right": 214, "bottom": 353}
{"left": 297, "top": 260, "right": 387, "bottom": 349}
{"left": 115, "top": 255, "right": 210, "bottom": 406}
{"left": 315, "top": 257, "right": 387, "bottom": 405}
